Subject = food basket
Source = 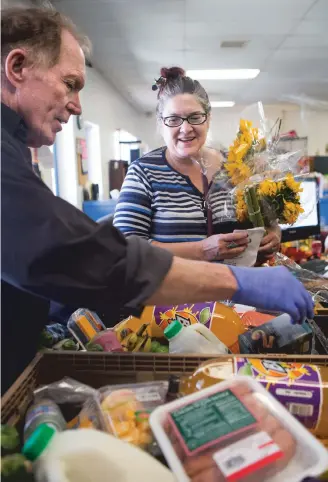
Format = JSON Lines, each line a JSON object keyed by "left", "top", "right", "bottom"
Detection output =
{"left": 2, "top": 352, "right": 327, "bottom": 431}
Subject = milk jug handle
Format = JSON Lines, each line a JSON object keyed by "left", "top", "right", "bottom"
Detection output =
{"left": 188, "top": 324, "right": 229, "bottom": 353}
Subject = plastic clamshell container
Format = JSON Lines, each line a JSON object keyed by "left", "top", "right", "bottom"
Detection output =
{"left": 150, "top": 376, "right": 328, "bottom": 482}
{"left": 96, "top": 381, "right": 169, "bottom": 451}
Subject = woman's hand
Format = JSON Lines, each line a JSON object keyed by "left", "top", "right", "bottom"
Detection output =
{"left": 258, "top": 227, "right": 281, "bottom": 261}
{"left": 202, "top": 231, "right": 249, "bottom": 261}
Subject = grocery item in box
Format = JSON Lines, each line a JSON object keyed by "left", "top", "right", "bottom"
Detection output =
{"left": 67, "top": 309, "right": 106, "bottom": 347}
{"left": 116, "top": 302, "right": 246, "bottom": 353}
{"left": 238, "top": 314, "right": 313, "bottom": 354}
{"left": 150, "top": 377, "right": 328, "bottom": 482}
{"left": 23, "top": 425, "right": 175, "bottom": 482}
{"left": 24, "top": 399, "right": 66, "bottom": 442}
{"left": 98, "top": 382, "right": 168, "bottom": 451}
{"left": 91, "top": 329, "right": 123, "bottom": 352}
{"left": 164, "top": 320, "right": 228, "bottom": 355}
{"left": 180, "top": 358, "right": 328, "bottom": 438}
{"left": 239, "top": 311, "right": 275, "bottom": 328}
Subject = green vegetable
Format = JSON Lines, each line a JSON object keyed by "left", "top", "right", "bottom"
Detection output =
{"left": 62, "top": 339, "right": 77, "bottom": 350}
{"left": 156, "top": 345, "right": 169, "bottom": 353}
{"left": 39, "top": 329, "right": 54, "bottom": 348}
{"left": 199, "top": 307, "right": 211, "bottom": 325}
{"left": 85, "top": 343, "right": 103, "bottom": 352}
{"left": 0, "top": 426, "right": 19, "bottom": 452}
{"left": 150, "top": 341, "right": 161, "bottom": 352}
{"left": 1, "top": 454, "right": 33, "bottom": 480}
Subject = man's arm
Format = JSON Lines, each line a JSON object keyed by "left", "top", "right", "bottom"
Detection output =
{"left": 1, "top": 145, "right": 172, "bottom": 318}
{"left": 149, "top": 257, "right": 314, "bottom": 323}
{"left": 147, "top": 257, "right": 237, "bottom": 305}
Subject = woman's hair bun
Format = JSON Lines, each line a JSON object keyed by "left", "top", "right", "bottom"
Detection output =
{"left": 160, "top": 66, "right": 186, "bottom": 81}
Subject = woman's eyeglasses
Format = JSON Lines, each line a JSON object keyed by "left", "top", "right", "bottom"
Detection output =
{"left": 162, "top": 113, "right": 207, "bottom": 127}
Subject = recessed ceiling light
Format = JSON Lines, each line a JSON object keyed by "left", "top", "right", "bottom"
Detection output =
{"left": 186, "top": 69, "right": 260, "bottom": 80}
{"left": 211, "top": 101, "right": 235, "bottom": 108}
{"left": 220, "top": 41, "right": 248, "bottom": 49}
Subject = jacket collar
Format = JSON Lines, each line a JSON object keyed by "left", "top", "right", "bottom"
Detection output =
{"left": 1, "top": 102, "right": 28, "bottom": 144}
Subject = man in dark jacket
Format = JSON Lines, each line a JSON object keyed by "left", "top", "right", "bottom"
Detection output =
{"left": 1, "top": 7, "right": 313, "bottom": 393}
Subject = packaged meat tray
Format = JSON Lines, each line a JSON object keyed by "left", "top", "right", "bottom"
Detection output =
{"left": 150, "top": 376, "right": 328, "bottom": 482}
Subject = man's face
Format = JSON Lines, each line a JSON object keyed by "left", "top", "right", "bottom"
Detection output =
{"left": 16, "top": 30, "right": 85, "bottom": 147}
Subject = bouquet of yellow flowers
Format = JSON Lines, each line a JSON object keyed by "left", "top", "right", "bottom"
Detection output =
{"left": 208, "top": 104, "right": 309, "bottom": 229}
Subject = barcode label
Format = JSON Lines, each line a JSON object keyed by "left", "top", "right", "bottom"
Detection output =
{"left": 289, "top": 403, "right": 314, "bottom": 417}
{"left": 224, "top": 455, "right": 245, "bottom": 470}
{"left": 213, "top": 431, "right": 283, "bottom": 481}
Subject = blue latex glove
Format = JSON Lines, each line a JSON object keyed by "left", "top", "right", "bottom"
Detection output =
{"left": 229, "top": 266, "right": 314, "bottom": 323}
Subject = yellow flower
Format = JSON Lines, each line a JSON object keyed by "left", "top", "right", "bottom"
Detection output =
{"left": 240, "top": 119, "right": 252, "bottom": 133}
{"left": 253, "top": 127, "right": 259, "bottom": 140}
{"left": 239, "top": 132, "right": 253, "bottom": 147}
{"left": 285, "top": 173, "right": 303, "bottom": 193}
{"left": 235, "top": 189, "right": 248, "bottom": 222}
{"left": 235, "top": 143, "right": 250, "bottom": 161}
{"left": 258, "top": 179, "right": 278, "bottom": 197}
{"left": 230, "top": 164, "right": 251, "bottom": 186}
{"left": 228, "top": 150, "right": 236, "bottom": 162}
{"left": 282, "top": 200, "right": 304, "bottom": 225}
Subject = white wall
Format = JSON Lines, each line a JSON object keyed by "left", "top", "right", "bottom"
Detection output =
{"left": 80, "top": 67, "right": 157, "bottom": 198}
{"left": 209, "top": 104, "right": 328, "bottom": 155}
{"left": 281, "top": 109, "right": 328, "bottom": 156}
{"left": 55, "top": 116, "right": 80, "bottom": 208}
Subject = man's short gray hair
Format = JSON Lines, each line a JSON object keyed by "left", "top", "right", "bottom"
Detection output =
{"left": 1, "top": 7, "right": 91, "bottom": 71}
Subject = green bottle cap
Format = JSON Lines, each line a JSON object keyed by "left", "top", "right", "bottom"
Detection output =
{"left": 164, "top": 320, "right": 183, "bottom": 340}
{"left": 22, "top": 424, "right": 56, "bottom": 461}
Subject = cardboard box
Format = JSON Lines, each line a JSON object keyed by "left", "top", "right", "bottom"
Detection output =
{"left": 238, "top": 314, "right": 313, "bottom": 354}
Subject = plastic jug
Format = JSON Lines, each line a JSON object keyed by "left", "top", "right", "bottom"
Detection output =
{"left": 164, "top": 320, "right": 228, "bottom": 354}
{"left": 23, "top": 424, "right": 174, "bottom": 482}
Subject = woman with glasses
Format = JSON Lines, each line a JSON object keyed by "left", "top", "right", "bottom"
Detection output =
{"left": 113, "top": 67, "right": 281, "bottom": 263}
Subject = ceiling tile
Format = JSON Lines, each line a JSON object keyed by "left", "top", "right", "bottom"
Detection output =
{"left": 282, "top": 35, "right": 328, "bottom": 48}
{"left": 293, "top": 19, "right": 328, "bottom": 35}
{"left": 304, "top": 0, "right": 328, "bottom": 20}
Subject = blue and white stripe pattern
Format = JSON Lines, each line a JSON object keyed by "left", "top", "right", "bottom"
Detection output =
{"left": 113, "top": 147, "right": 237, "bottom": 243}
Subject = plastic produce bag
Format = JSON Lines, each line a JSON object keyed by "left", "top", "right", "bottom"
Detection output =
{"left": 272, "top": 252, "right": 328, "bottom": 300}
{"left": 34, "top": 377, "right": 97, "bottom": 404}
{"left": 33, "top": 377, "right": 100, "bottom": 429}
{"left": 271, "top": 253, "right": 328, "bottom": 353}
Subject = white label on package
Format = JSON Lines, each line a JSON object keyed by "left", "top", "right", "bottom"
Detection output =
{"left": 276, "top": 388, "right": 313, "bottom": 399}
{"left": 213, "top": 431, "right": 283, "bottom": 481}
{"left": 223, "top": 227, "right": 265, "bottom": 267}
{"left": 136, "top": 391, "right": 161, "bottom": 403}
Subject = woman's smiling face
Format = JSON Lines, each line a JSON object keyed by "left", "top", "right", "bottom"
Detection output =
{"left": 161, "top": 93, "right": 210, "bottom": 160}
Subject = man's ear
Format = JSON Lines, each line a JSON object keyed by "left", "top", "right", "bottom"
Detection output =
{"left": 5, "top": 49, "right": 30, "bottom": 88}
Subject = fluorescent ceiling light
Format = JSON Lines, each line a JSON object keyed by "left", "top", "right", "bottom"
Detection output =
{"left": 211, "top": 101, "right": 235, "bottom": 108}
{"left": 186, "top": 69, "right": 260, "bottom": 80}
